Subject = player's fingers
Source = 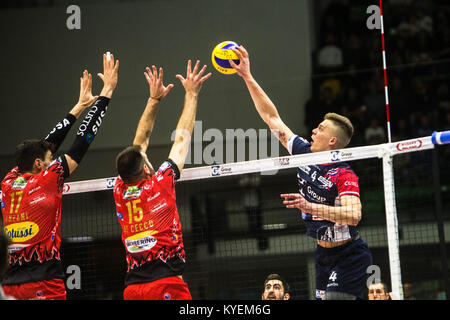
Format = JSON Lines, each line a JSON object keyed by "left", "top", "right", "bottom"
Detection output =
{"left": 232, "top": 48, "right": 243, "bottom": 60}
{"left": 186, "top": 60, "right": 192, "bottom": 77}
{"left": 192, "top": 60, "right": 200, "bottom": 76}
{"left": 229, "top": 60, "right": 238, "bottom": 69}
{"left": 108, "top": 53, "right": 114, "bottom": 68}
{"left": 97, "top": 73, "right": 105, "bottom": 81}
{"left": 176, "top": 74, "right": 185, "bottom": 83}
{"left": 200, "top": 72, "right": 212, "bottom": 83}
{"left": 159, "top": 67, "right": 164, "bottom": 83}
{"left": 197, "top": 64, "right": 207, "bottom": 77}
{"left": 165, "top": 84, "right": 174, "bottom": 95}
{"left": 240, "top": 45, "right": 249, "bottom": 57}
{"left": 114, "top": 59, "right": 120, "bottom": 72}
{"left": 144, "top": 71, "right": 151, "bottom": 84}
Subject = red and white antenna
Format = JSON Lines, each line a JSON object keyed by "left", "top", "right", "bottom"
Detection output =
{"left": 379, "top": 0, "right": 392, "bottom": 143}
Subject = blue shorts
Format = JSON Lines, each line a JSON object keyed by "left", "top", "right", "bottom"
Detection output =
{"left": 315, "top": 237, "right": 373, "bottom": 300}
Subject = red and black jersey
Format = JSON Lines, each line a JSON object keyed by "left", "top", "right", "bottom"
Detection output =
{"left": 1, "top": 156, "right": 69, "bottom": 285}
{"left": 113, "top": 159, "right": 186, "bottom": 287}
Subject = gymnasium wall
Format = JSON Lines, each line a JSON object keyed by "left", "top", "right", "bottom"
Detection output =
{"left": 0, "top": 0, "right": 313, "bottom": 180}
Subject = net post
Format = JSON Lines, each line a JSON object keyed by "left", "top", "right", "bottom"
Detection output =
{"left": 382, "top": 152, "right": 404, "bottom": 300}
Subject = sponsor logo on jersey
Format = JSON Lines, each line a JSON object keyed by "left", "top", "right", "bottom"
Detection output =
{"left": 147, "top": 192, "right": 160, "bottom": 202}
{"left": 8, "top": 244, "right": 29, "bottom": 254}
{"left": 125, "top": 231, "right": 158, "bottom": 253}
{"left": 306, "top": 186, "right": 327, "bottom": 203}
{"left": 158, "top": 161, "right": 171, "bottom": 173}
{"left": 318, "top": 176, "right": 333, "bottom": 189}
{"left": 344, "top": 181, "right": 358, "bottom": 187}
{"left": 123, "top": 186, "right": 142, "bottom": 199}
{"left": 11, "top": 177, "right": 28, "bottom": 190}
{"left": 4, "top": 221, "right": 39, "bottom": 243}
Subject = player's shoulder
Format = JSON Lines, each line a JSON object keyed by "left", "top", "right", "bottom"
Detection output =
{"left": 156, "top": 159, "right": 180, "bottom": 180}
{"left": 287, "top": 134, "right": 311, "bottom": 155}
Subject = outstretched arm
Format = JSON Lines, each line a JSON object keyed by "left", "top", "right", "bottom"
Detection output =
{"left": 169, "top": 60, "right": 211, "bottom": 171}
{"left": 65, "top": 52, "right": 119, "bottom": 175}
{"left": 230, "top": 46, "right": 294, "bottom": 149}
{"left": 133, "top": 66, "right": 174, "bottom": 153}
{"left": 44, "top": 70, "right": 99, "bottom": 153}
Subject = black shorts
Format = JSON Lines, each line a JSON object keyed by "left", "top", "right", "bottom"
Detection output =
{"left": 315, "top": 237, "right": 373, "bottom": 300}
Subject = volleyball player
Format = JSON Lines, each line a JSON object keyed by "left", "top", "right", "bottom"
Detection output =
{"left": 1, "top": 53, "right": 119, "bottom": 300}
{"left": 230, "top": 47, "right": 372, "bottom": 300}
{"left": 114, "top": 60, "right": 211, "bottom": 300}
{"left": 261, "top": 274, "right": 290, "bottom": 300}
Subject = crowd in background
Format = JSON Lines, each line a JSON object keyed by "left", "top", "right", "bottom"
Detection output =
{"left": 306, "top": 0, "right": 450, "bottom": 148}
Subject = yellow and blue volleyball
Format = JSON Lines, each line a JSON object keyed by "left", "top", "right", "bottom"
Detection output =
{"left": 211, "top": 41, "right": 240, "bottom": 75}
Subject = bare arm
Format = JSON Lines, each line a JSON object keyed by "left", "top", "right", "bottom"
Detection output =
{"left": 229, "top": 46, "right": 294, "bottom": 149}
{"left": 281, "top": 193, "right": 362, "bottom": 226}
{"left": 133, "top": 66, "right": 174, "bottom": 153}
{"left": 169, "top": 60, "right": 211, "bottom": 171}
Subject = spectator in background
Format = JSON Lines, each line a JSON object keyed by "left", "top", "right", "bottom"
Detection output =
{"left": 261, "top": 274, "right": 290, "bottom": 300}
{"left": 413, "top": 113, "right": 433, "bottom": 138}
{"left": 368, "top": 282, "right": 391, "bottom": 300}
{"left": 392, "top": 118, "right": 411, "bottom": 142}
{"left": 443, "top": 112, "right": 450, "bottom": 131}
{"left": 344, "top": 34, "right": 366, "bottom": 69}
{"left": 436, "top": 83, "right": 450, "bottom": 112}
{"left": 363, "top": 80, "right": 385, "bottom": 119}
{"left": 365, "top": 118, "right": 386, "bottom": 145}
{"left": 317, "top": 33, "right": 344, "bottom": 70}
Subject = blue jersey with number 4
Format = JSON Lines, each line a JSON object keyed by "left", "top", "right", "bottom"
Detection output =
{"left": 287, "top": 135, "right": 360, "bottom": 242}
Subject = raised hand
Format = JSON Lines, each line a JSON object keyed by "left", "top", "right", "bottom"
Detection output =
{"left": 144, "top": 66, "right": 174, "bottom": 101}
{"left": 229, "top": 46, "right": 252, "bottom": 80}
{"left": 77, "top": 70, "right": 98, "bottom": 108}
{"left": 176, "top": 60, "right": 212, "bottom": 95}
{"left": 98, "top": 52, "right": 119, "bottom": 98}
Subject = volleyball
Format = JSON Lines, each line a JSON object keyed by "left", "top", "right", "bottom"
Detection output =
{"left": 211, "top": 41, "right": 240, "bottom": 74}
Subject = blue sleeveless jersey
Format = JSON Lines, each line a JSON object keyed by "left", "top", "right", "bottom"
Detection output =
{"left": 287, "top": 135, "right": 360, "bottom": 242}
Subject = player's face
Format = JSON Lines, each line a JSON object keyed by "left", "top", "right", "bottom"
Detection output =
{"left": 310, "top": 120, "right": 337, "bottom": 152}
{"left": 368, "top": 283, "right": 389, "bottom": 300}
{"left": 262, "top": 280, "right": 288, "bottom": 300}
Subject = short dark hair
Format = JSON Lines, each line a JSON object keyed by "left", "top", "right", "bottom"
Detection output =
{"left": 116, "top": 145, "right": 146, "bottom": 183}
{"left": 15, "top": 139, "right": 54, "bottom": 173}
{"left": 0, "top": 230, "right": 10, "bottom": 280}
{"left": 264, "top": 273, "right": 290, "bottom": 293}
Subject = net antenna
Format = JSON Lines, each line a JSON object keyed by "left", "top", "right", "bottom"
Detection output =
{"left": 379, "top": 0, "right": 392, "bottom": 144}
{"left": 378, "top": 0, "right": 405, "bottom": 300}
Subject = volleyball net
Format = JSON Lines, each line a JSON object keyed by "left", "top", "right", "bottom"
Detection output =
{"left": 57, "top": 131, "right": 450, "bottom": 300}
